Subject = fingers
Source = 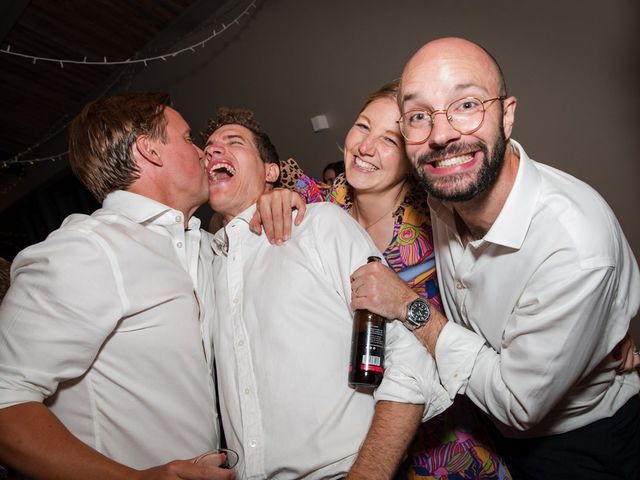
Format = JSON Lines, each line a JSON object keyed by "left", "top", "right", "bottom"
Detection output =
{"left": 628, "top": 335, "right": 640, "bottom": 370}
{"left": 255, "top": 195, "right": 276, "bottom": 243}
{"left": 350, "top": 262, "right": 408, "bottom": 319}
{"left": 193, "top": 453, "right": 224, "bottom": 467}
{"left": 269, "top": 193, "right": 286, "bottom": 244}
{"left": 274, "top": 190, "right": 308, "bottom": 240}
{"left": 616, "top": 348, "right": 629, "bottom": 374}
{"left": 350, "top": 294, "right": 366, "bottom": 312}
{"left": 614, "top": 333, "right": 640, "bottom": 374}
{"left": 290, "top": 194, "right": 307, "bottom": 226}
{"left": 249, "top": 211, "right": 263, "bottom": 236}
{"left": 185, "top": 454, "right": 236, "bottom": 480}
{"left": 139, "top": 458, "right": 235, "bottom": 480}
{"left": 254, "top": 189, "right": 307, "bottom": 244}
{"left": 350, "top": 262, "right": 387, "bottom": 297}
{"left": 627, "top": 338, "right": 640, "bottom": 371}
{"left": 279, "top": 195, "right": 292, "bottom": 243}
{"left": 617, "top": 346, "right": 635, "bottom": 374}
{"left": 350, "top": 260, "right": 383, "bottom": 281}
{"left": 188, "top": 464, "right": 235, "bottom": 480}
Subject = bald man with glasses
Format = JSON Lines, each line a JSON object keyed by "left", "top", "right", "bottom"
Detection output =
{"left": 352, "top": 37, "right": 640, "bottom": 479}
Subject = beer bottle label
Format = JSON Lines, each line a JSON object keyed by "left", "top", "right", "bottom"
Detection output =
{"left": 357, "top": 324, "right": 384, "bottom": 373}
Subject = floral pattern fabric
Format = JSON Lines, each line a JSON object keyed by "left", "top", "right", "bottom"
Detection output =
{"left": 280, "top": 158, "right": 511, "bottom": 480}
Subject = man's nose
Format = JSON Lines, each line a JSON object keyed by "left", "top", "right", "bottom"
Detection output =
{"left": 428, "top": 113, "right": 461, "bottom": 148}
{"left": 204, "top": 142, "right": 224, "bottom": 157}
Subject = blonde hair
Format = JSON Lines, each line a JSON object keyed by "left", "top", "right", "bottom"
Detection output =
{"left": 69, "top": 92, "right": 171, "bottom": 202}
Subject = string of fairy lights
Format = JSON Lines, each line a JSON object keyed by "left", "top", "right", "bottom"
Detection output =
{"left": 1, "top": 1, "right": 256, "bottom": 69}
{"left": 0, "top": 0, "right": 258, "bottom": 176}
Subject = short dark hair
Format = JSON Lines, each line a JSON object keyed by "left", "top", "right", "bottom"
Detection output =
{"left": 201, "top": 107, "right": 279, "bottom": 167}
{"left": 69, "top": 92, "right": 171, "bottom": 202}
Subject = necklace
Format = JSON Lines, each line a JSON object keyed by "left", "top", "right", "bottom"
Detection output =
{"left": 351, "top": 179, "right": 407, "bottom": 231}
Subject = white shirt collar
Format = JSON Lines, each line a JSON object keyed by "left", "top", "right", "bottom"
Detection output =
{"left": 102, "top": 190, "right": 201, "bottom": 230}
{"left": 428, "top": 139, "right": 540, "bottom": 250}
{"left": 211, "top": 204, "right": 257, "bottom": 256}
{"left": 483, "top": 139, "right": 540, "bottom": 249}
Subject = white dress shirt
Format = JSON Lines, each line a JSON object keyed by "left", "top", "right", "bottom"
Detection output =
{"left": 0, "top": 190, "right": 219, "bottom": 468}
{"left": 211, "top": 202, "right": 449, "bottom": 479}
{"left": 430, "top": 140, "right": 640, "bottom": 438}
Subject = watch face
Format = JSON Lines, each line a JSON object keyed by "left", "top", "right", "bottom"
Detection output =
{"left": 410, "top": 299, "right": 430, "bottom": 324}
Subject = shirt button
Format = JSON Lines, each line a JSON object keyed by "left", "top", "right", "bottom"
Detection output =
{"left": 238, "top": 340, "right": 245, "bottom": 347}
{"left": 176, "top": 241, "right": 183, "bottom": 248}
{"left": 233, "top": 298, "right": 239, "bottom": 304}
{"left": 249, "top": 440, "right": 256, "bottom": 448}
{"left": 244, "top": 388, "right": 250, "bottom": 395}
{"left": 175, "top": 215, "right": 182, "bottom": 223}
{"left": 456, "top": 282, "right": 465, "bottom": 289}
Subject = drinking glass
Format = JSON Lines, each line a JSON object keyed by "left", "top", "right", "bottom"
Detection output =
{"left": 193, "top": 448, "right": 239, "bottom": 469}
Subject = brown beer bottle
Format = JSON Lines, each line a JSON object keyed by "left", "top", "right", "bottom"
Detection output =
{"left": 349, "top": 256, "right": 386, "bottom": 387}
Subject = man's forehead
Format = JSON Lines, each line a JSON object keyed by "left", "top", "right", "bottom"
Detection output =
{"left": 402, "top": 40, "right": 500, "bottom": 104}
{"left": 402, "top": 61, "right": 497, "bottom": 107}
{"left": 208, "top": 124, "right": 253, "bottom": 143}
{"left": 164, "top": 106, "right": 186, "bottom": 126}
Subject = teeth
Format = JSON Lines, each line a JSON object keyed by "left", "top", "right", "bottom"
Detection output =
{"left": 208, "top": 163, "right": 236, "bottom": 176}
{"left": 434, "top": 154, "right": 473, "bottom": 168}
{"left": 354, "top": 157, "right": 378, "bottom": 171}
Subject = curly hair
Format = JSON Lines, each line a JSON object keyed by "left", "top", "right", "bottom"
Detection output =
{"left": 201, "top": 107, "right": 279, "bottom": 167}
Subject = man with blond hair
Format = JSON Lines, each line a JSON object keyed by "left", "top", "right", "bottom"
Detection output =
{"left": 0, "top": 93, "right": 232, "bottom": 479}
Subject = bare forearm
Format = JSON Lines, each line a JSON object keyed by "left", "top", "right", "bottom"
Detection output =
{"left": 0, "top": 402, "right": 134, "bottom": 480}
{"left": 412, "top": 308, "right": 448, "bottom": 356}
{"left": 348, "top": 400, "right": 422, "bottom": 480}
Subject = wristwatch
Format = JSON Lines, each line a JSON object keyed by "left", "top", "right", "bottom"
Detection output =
{"left": 403, "top": 297, "right": 431, "bottom": 331}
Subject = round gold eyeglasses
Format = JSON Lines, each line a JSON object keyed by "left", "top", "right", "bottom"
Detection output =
{"left": 398, "top": 96, "right": 505, "bottom": 144}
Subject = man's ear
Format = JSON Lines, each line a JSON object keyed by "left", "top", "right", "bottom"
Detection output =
{"left": 502, "top": 96, "right": 517, "bottom": 140}
{"left": 134, "top": 135, "right": 163, "bottom": 167}
{"left": 265, "top": 162, "right": 280, "bottom": 184}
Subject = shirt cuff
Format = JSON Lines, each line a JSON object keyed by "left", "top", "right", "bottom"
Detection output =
{"left": 0, "top": 386, "right": 45, "bottom": 409}
{"left": 375, "top": 365, "right": 451, "bottom": 422}
{"left": 435, "top": 321, "right": 485, "bottom": 398}
{"left": 374, "top": 321, "right": 452, "bottom": 422}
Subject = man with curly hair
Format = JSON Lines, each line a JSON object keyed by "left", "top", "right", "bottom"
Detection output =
{"left": 203, "top": 107, "right": 450, "bottom": 479}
